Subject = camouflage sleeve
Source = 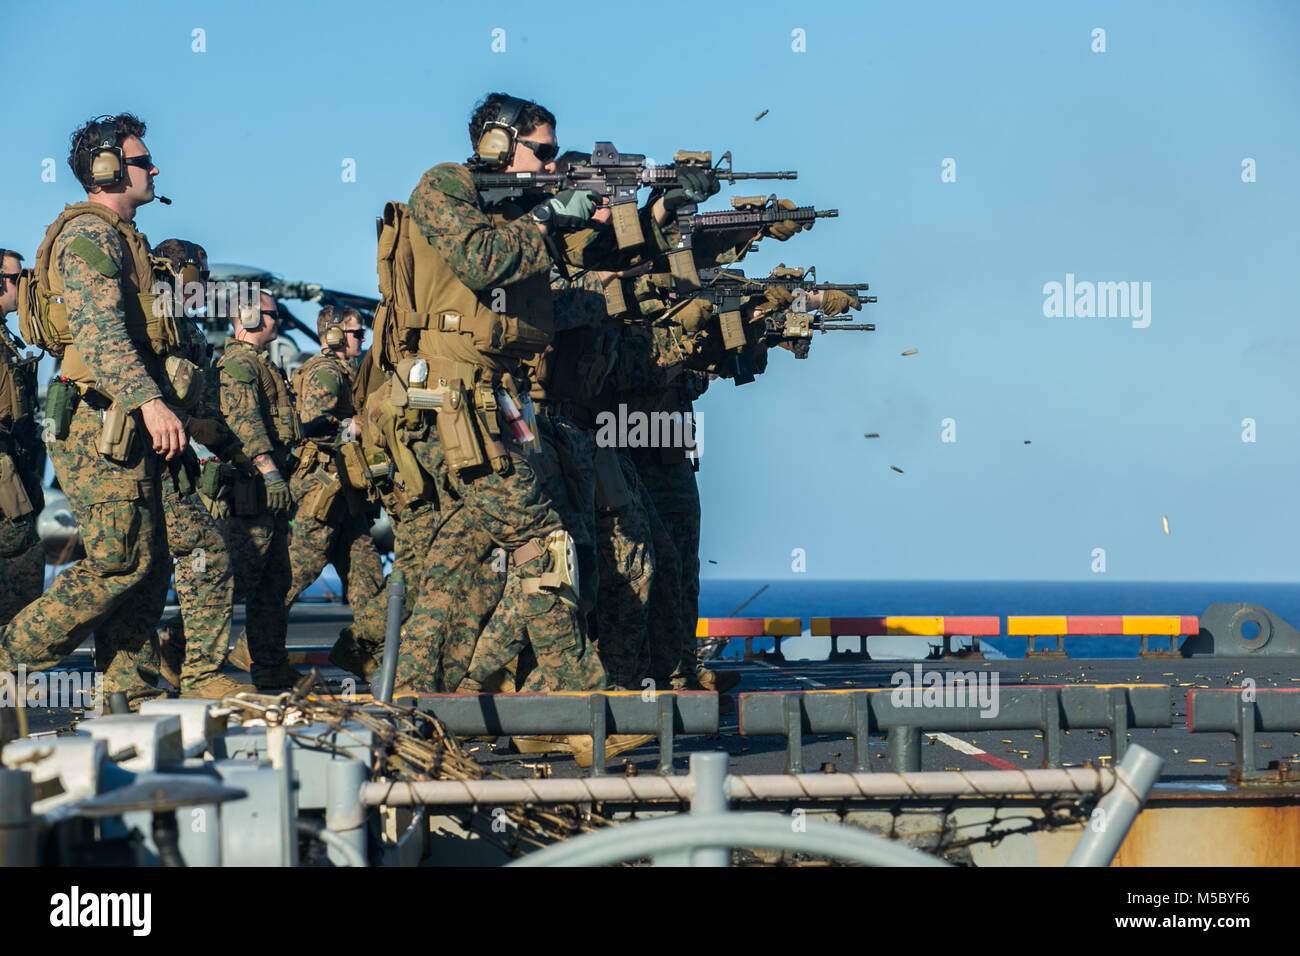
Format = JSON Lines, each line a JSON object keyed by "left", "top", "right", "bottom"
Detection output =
{"left": 54, "top": 216, "right": 162, "bottom": 412}
{"left": 219, "top": 358, "right": 276, "bottom": 461}
{"left": 298, "top": 361, "right": 344, "bottom": 422}
{"left": 688, "top": 223, "right": 763, "bottom": 268}
{"left": 408, "top": 163, "right": 551, "bottom": 291}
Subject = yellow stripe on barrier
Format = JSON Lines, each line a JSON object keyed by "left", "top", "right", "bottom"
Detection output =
{"left": 884, "top": 616, "right": 945, "bottom": 636}
{"left": 1122, "top": 616, "right": 1183, "bottom": 636}
{"left": 1008, "top": 616, "right": 1068, "bottom": 635}
{"left": 765, "top": 617, "right": 802, "bottom": 636}
{"left": 696, "top": 618, "right": 709, "bottom": 638}
{"left": 810, "top": 617, "right": 832, "bottom": 636}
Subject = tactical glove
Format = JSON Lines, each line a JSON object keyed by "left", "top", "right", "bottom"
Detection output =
{"left": 671, "top": 297, "right": 715, "bottom": 335}
{"left": 762, "top": 199, "right": 810, "bottom": 241}
{"left": 207, "top": 497, "right": 231, "bottom": 521}
{"left": 227, "top": 449, "right": 254, "bottom": 472}
{"left": 186, "top": 417, "right": 224, "bottom": 447}
{"left": 662, "top": 167, "right": 720, "bottom": 213}
{"left": 264, "top": 476, "right": 292, "bottom": 513}
{"left": 762, "top": 286, "right": 795, "bottom": 311}
{"left": 544, "top": 189, "right": 602, "bottom": 231}
{"left": 816, "top": 290, "right": 860, "bottom": 316}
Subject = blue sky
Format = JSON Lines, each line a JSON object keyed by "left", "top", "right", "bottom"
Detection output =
{"left": 4, "top": 0, "right": 1299, "bottom": 581}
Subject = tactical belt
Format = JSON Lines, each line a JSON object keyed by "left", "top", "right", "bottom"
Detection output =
{"left": 402, "top": 310, "right": 468, "bottom": 334}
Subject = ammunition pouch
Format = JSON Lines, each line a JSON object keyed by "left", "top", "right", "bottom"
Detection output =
{"left": 230, "top": 472, "right": 263, "bottom": 518}
{"left": 472, "top": 383, "right": 511, "bottom": 473}
{"left": 95, "top": 403, "right": 138, "bottom": 464}
{"left": 0, "top": 357, "right": 29, "bottom": 426}
{"left": 512, "top": 531, "right": 579, "bottom": 611}
{"left": 339, "top": 440, "right": 369, "bottom": 490}
{"left": 369, "top": 389, "right": 435, "bottom": 505}
{"left": 45, "top": 378, "right": 78, "bottom": 441}
{"left": 198, "top": 458, "right": 237, "bottom": 501}
{"left": 299, "top": 470, "right": 343, "bottom": 522}
{"left": 0, "top": 452, "right": 34, "bottom": 520}
{"left": 168, "top": 447, "right": 200, "bottom": 497}
{"left": 592, "top": 445, "right": 632, "bottom": 511}
{"left": 161, "top": 355, "right": 204, "bottom": 411}
{"left": 338, "top": 441, "right": 379, "bottom": 512}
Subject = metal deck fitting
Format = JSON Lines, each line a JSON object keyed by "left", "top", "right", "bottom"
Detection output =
{"left": 409, "top": 691, "right": 720, "bottom": 774}
{"left": 738, "top": 684, "right": 1172, "bottom": 773}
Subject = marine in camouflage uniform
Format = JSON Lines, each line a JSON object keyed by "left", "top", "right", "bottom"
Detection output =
{"left": 0, "top": 252, "right": 45, "bottom": 628}
{"left": 329, "top": 348, "right": 444, "bottom": 682}
{"left": 612, "top": 312, "right": 700, "bottom": 684}
{"left": 217, "top": 292, "right": 301, "bottom": 690}
{"left": 619, "top": 205, "right": 821, "bottom": 688}
{"left": 0, "top": 115, "right": 180, "bottom": 702}
{"left": 469, "top": 270, "right": 609, "bottom": 686}
{"left": 392, "top": 149, "right": 618, "bottom": 695}
{"left": 552, "top": 271, "right": 661, "bottom": 689}
{"left": 149, "top": 239, "right": 251, "bottom": 696}
{"left": 285, "top": 307, "right": 386, "bottom": 657}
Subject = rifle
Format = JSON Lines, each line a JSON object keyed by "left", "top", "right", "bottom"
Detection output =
{"left": 686, "top": 197, "right": 837, "bottom": 236}
{"left": 759, "top": 311, "right": 876, "bottom": 360}
{"left": 696, "top": 264, "right": 877, "bottom": 309}
{"left": 471, "top": 143, "right": 797, "bottom": 264}
{"left": 678, "top": 265, "right": 877, "bottom": 382}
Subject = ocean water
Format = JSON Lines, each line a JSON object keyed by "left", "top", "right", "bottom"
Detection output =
{"left": 698, "top": 579, "right": 1300, "bottom": 659}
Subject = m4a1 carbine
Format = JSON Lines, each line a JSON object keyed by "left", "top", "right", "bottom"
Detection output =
{"left": 471, "top": 143, "right": 797, "bottom": 265}
{"left": 759, "top": 311, "right": 876, "bottom": 360}
{"left": 696, "top": 264, "right": 877, "bottom": 310}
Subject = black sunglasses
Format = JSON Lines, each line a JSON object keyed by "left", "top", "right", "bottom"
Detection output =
{"left": 518, "top": 139, "right": 558, "bottom": 162}
{"left": 0, "top": 272, "right": 19, "bottom": 285}
{"left": 344, "top": 328, "right": 366, "bottom": 338}
{"left": 123, "top": 154, "right": 155, "bottom": 170}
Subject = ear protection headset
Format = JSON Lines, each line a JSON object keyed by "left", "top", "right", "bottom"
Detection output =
{"left": 176, "top": 240, "right": 206, "bottom": 287}
{"left": 240, "top": 294, "right": 271, "bottom": 331}
{"left": 474, "top": 96, "right": 527, "bottom": 169}
{"left": 321, "top": 306, "right": 345, "bottom": 347}
{"left": 82, "top": 116, "right": 125, "bottom": 188}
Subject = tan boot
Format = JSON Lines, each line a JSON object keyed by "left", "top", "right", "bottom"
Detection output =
{"left": 569, "top": 734, "right": 657, "bottom": 769}
{"left": 328, "top": 627, "right": 378, "bottom": 683}
{"left": 696, "top": 667, "right": 741, "bottom": 694}
{"left": 227, "top": 633, "right": 252, "bottom": 672}
{"left": 157, "top": 624, "right": 185, "bottom": 691}
{"left": 184, "top": 673, "right": 256, "bottom": 700}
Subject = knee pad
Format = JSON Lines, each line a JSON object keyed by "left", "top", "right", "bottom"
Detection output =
{"left": 513, "top": 530, "right": 579, "bottom": 611}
